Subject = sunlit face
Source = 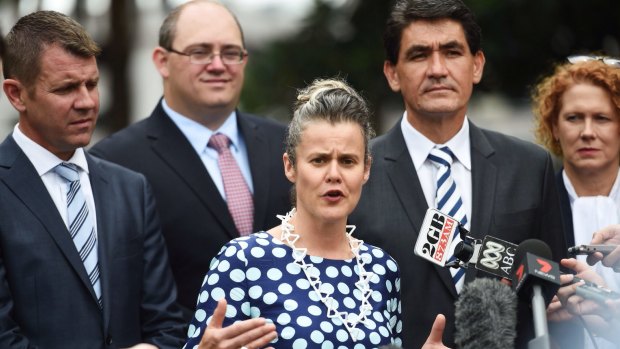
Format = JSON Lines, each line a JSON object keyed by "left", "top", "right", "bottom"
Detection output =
{"left": 3, "top": 44, "right": 99, "bottom": 160}
{"left": 553, "top": 83, "right": 620, "bottom": 175}
{"left": 154, "top": 2, "right": 247, "bottom": 124}
{"left": 284, "top": 121, "right": 370, "bottom": 225}
{"left": 384, "top": 19, "right": 484, "bottom": 124}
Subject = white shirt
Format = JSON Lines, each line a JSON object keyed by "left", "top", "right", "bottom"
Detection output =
{"left": 400, "top": 113, "right": 472, "bottom": 230}
{"left": 12, "top": 124, "right": 98, "bottom": 234}
{"left": 162, "top": 99, "right": 254, "bottom": 200}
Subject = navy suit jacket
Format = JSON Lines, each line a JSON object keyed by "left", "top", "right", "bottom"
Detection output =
{"left": 0, "top": 135, "right": 185, "bottom": 348}
{"left": 90, "top": 102, "right": 291, "bottom": 317}
{"left": 350, "top": 121, "right": 567, "bottom": 349}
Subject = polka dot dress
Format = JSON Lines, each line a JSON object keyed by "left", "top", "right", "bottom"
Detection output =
{"left": 184, "top": 232, "right": 402, "bottom": 349}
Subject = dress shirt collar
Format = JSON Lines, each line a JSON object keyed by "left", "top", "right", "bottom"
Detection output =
{"left": 400, "top": 112, "right": 471, "bottom": 170}
{"left": 162, "top": 98, "right": 240, "bottom": 153}
{"left": 12, "top": 123, "right": 89, "bottom": 175}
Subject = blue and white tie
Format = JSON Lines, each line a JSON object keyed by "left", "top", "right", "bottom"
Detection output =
{"left": 428, "top": 146, "right": 467, "bottom": 293}
{"left": 55, "top": 163, "right": 102, "bottom": 307}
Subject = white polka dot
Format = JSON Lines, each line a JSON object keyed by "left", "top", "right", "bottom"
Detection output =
{"left": 248, "top": 285, "right": 263, "bottom": 299}
{"left": 308, "top": 290, "right": 320, "bottom": 302}
{"left": 336, "top": 329, "right": 349, "bottom": 342}
{"left": 278, "top": 283, "right": 293, "bottom": 295}
{"left": 307, "top": 266, "right": 320, "bottom": 278}
{"left": 319, "top": 283, "right": 334, "bottom": 295}
{"left": 320, "top": 321, "right": 334, "bottom": 333}
{"left": 379, "top": 326, "right": 389, "bottom": 337}
{"left": 361, "top": 253, "right": 372, "bottom": 264}
{"left": 236, "top": 250, "right": 247, "bottom": 263}
{"left": 325, "top": 266, "right": 339, "bottom": 278}
{"left": 224, "top": 245, "right": 237, "bottom": 257}
{"left": 372, "top": 311, "right": 384, "bottom": 323}
{"left": 372, "top": 264, "right": 386, "bottom": 275}
{"left": 267, "top": 268, "right": 283, "bottom": 281}
{"left": 371, "top": 248, "right": 385, "bottom": 258}
{"left": 217, "top": 260, "right": 230, "bottom": 272}
{"left": 238, "top": 241, "right": 248, "bottom": 249}
{"left": 386, "top": 279, "right": 393, "bottom": 292}
{"left": 263, "top": 292, "right": 277, "bottom": 304}
{"left": 198, "top": 290, "right": 209, "bottom": 303}
{"left": 207, "top": 273, "right": 219, "bottom": 285}
{"left": 256, "top": 238, "right": 269, "bottom": 246}
{"left": 272, "top": 247, "right": 287, "bottom": 258}
{"left": 296, "top": 316, "right": 312, "bottom": 327}
{"left": 281, "top": 326, "right": 295, "bottom": 339}
{"left": 371, "top": 291, "right": 383, "bottom": 302}
{"left": 229, "top": 269, "right": 245, "bottom": 282}
{"left": 321, "top": 341, "right": 334, "bottom": 349}
{"left": 308, "top": 305, "right": 322, "bottom": 316}
{"left": 343, "top": 297, "right": 356, "bottom": 309}
{"left": 287, "top": 262, "right": 302, "bottom": 275}
{"left": 369, "top": 332, "right": 381, "bottom": 345}
{"left": 250, "top": 306, "right": 261, "bottom": 317}
{"left": 309, "top": 256, "right": 324, "bottom": 263}
{"left": 296, "top": 278, "right": 310, "bottom": 289}
{"left": 311, "top": 330, "right": 325, "bottom": 343}
{"left": 225, "top": 304, "right": 237, "bottom": 317}
{"left": 187, "top": 324, "right": 197, "bottom": 338}
{"left": 387, "top": 259, "right": 398, "bottom": 272}
{"left": 354, "top": 343, "right": 366, "bottom": 349}
{"left": 365, "top": 318, "right": 377, "bottom": 330}
{"left": 195, "top": 309, "right": 206, "bottom": 322}
{"left": 250, "top": 247, "right": 265, "bottom": 258}
{"left": 341, "top": 265, "right": 353, "bottom": 277}
{"left": 230, "top": 287, "right": 245, "bottom": 301}
{"left": 210, "top": 287, "right": 225, "bottom": 301}
{"left": 277, "top": 313, "right": 291, "bottom": 325}
{"left": 241, "top": 302, "right": 250, "bottom": 316}
{"left": 246, "top": 267, "right": 261, "bottom": 281}
{"left": 293, "top": 338, "right": 307, "bottom": 347}
{"left": 352, "top": 289, "right": 362, "bottom": 299}
{"left": 284, "top": 299, "right": 298, "bottom": 311}
{"left": 337, "top": 283, "right": 350, "bottom": 294}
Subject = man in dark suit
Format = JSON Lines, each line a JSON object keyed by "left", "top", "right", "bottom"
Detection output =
{"left": 350, "top": 1, "right": 567, "bottom": 348}
{"left": 0, "top": 11, "right": 185, "bottom": 348}
{"left": 90, "top": 0, "right": 291, "bottom": 318}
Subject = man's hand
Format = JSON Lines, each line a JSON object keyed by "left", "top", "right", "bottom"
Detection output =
{"left": 587, "top": 224, "right": 620, "bottom": 270}
{"left": 198, "top": 298, "right": 277, "bottom": 349}
{"left": 421, "top": 314, "right": 451, "bottom": 349}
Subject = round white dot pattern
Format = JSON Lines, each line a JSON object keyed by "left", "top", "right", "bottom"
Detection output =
{"left": 183, "top": 232, "right": 402, "bottom": 348}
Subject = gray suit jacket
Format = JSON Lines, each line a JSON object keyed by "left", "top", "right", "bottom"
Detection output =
{"left": 0, "top": 135, "right": 185, "bottom": 348}
{"left": 90, "top": 102, "right": 291, "bottom": 317}
{"left": 350, "top": 121, "right": 567, "bottom": 349}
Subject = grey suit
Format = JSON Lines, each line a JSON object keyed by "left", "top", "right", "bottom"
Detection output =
{"left": 90, "top": 102, "right": 291, "bottom": 317}
{"left": 0, "top": 135, "right": 185, "bottom": 348}
{"left": 350, "top": 121, "right": 567, "bottom": 349}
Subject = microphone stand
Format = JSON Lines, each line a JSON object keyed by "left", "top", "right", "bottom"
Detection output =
{"left": 529, "top": 285, "right": 551, "bottom": 349}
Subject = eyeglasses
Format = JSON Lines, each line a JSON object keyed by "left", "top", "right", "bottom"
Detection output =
{"left": 166, "top": 46, "right": 247, "bottom": 65}
{"left": 567, "top": 55, "right": 620, "bottom": 68}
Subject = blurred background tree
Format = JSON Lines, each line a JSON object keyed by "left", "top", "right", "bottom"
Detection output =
{"left": 0, "top": 0, "right": 618, "bottom": 136}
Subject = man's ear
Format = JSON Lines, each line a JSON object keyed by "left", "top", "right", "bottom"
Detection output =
{"left": 152, "top": 47, "right": 171, "bottom": 79}
{"left": 3, "top": 79, "right": 27, "bottom": 112}
{"left": 384, "top": 60, "right": 401, "bottom": 93}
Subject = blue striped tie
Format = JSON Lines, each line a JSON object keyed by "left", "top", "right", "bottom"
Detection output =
{"left": 55, "top": 163, "right": 102, "bottom": 307}
{"left": 428, "top": 146, "right": 467, "bottom": 292}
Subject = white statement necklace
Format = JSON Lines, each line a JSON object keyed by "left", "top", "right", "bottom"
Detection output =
{"left": 278, "top": 208, "right": 375, "bottom": 342}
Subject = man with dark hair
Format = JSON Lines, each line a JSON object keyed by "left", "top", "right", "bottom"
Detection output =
{"left": 351, "top": 0, "right": 567, "bottom": 348}
{"left": 0, "top": 11, "right": 185, "bottom": 348}
{"left": 90, "top": 0, "right": 291, "bottom": 320}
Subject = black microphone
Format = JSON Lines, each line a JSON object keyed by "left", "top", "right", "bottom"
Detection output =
{"left": 510, "top": 239, "right": 561, "bottom": 349}
{"left": 454, "top": 277, "right": 517, "bottom": 349}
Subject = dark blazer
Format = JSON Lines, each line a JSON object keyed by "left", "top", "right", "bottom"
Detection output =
{"left": 350, "top": 121, "right": 567, "bottom": 349}
{"left": 90, "top": 102, "right": 291, "bottom": 317}
{"left": 0, "top": 135, "right": 185, "bottom": 348}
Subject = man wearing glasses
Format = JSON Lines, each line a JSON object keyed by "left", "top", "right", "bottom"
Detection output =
{"left": 91, "top": 0, "right": 291, "bottom": 321}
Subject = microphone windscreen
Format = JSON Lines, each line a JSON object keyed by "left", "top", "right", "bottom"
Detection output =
{"left": 513, "top": 239, "right": 552, "bottom": 265}
{"left": 455, "top": 278, "right": 517, "bottom": 349}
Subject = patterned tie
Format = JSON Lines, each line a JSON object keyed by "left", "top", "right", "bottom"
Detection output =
{"left": 208, "top": 133, "right": 254, "bottom": 236}
{"left": 428, "top": 146, "right": 467, "bottom": 292}
{"left": 54, "top": 163, "right": 102, "bottom": 307}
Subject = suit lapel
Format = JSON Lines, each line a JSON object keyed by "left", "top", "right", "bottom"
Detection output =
{"left": 382, "top": 126, "right": 457, "bottom": 297}
{"left": 146, "top": 105, "right": 238, "bottom": 239}
{"left": 0, "top": 136, "right": 101, "bottom": 304}
{"left": 87, "top": 155, "right": 112, "bottom": 330}
{"left": 469, "top": 124, "right": 497, "bottom": 240}
{"left": 239, "top": 113, "right": 271, "bottom": 231}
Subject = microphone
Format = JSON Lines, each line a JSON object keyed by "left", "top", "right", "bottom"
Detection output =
{"left": 510, "top": 239, "right": 561, "bottom": 349}
{"left": 454, "top": 277, "right": 517, "bottom": 349}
